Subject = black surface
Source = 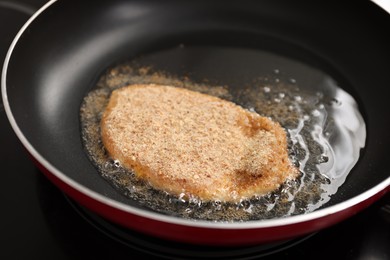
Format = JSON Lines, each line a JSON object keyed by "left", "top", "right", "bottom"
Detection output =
{"left": 1, "top": 0, "right": 389, "bottom": 259}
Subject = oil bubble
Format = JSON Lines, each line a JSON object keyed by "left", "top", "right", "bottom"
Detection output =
{"left": 289, "top": 78, "right": 297, "bottom": 84}
{"left": 113, "top": 160, "right": 121, "bottom": 167}
{"left": 294, "top": 95, "right": 302, "bottom": 102}
{"left": 311, "top": 109, "right": 321, "bottom": 117}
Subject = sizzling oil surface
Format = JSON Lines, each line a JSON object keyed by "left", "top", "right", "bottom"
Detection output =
{"left": 80, "top": 48, "right": 365, "bottom": 221}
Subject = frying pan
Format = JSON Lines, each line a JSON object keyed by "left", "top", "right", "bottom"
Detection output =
{"left": 2, "top": 0, "right": 390, "bottom": 246}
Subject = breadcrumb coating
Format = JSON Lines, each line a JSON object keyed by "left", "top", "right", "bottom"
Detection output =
{"left": 101, "top": 84, "right": 298, "bottom": 202}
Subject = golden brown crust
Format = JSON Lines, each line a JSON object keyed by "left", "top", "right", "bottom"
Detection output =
{"left": 101, "top": 84, "right": 298, "bottom": 202}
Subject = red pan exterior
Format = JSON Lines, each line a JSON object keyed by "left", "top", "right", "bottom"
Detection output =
{"left": 32, "top": 154, "right": 388, "bottom": 246}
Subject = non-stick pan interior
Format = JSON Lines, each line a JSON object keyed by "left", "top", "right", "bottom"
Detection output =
{"left": 4, "top": 0, "right": 390, "bottom": 213}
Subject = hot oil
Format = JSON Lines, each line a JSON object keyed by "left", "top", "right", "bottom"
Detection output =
{"left": 80, "top": 60, "right": 366, "bottom": 221}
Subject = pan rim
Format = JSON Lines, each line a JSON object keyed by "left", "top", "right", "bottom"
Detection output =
{"left": 2, "top": 0, "right": 389, "bottom": 230}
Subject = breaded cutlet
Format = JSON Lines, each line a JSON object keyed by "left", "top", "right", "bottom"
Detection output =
{"left": 100, "top": 84, "right": 298, "bottom": 202}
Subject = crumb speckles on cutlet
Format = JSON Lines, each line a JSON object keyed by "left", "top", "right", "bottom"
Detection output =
{"left": 100, "top": 84, "right": 298, "bottom": 202}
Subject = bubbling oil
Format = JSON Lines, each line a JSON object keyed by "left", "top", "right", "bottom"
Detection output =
{"left": 80, "top": 63, "right": 366, "bottom": 221}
